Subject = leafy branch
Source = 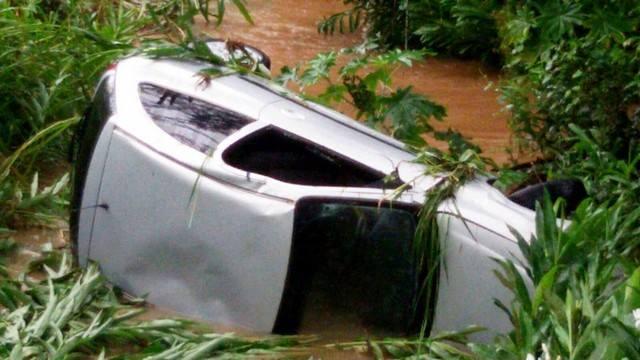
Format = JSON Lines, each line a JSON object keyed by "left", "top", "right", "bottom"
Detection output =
{"left": 277, "top": 40, "right": 446, "bottom": 147}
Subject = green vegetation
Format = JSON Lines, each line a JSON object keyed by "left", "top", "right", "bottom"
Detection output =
{"left": 277, "top": 41, "right": 446, "bottom": 147}
{"left": 471, "top": 195, "right": 640, "bottom": 359}
{"left": 319, "top": 0, "right": 640, "bottom": 358}
{"left": 1, "top": 119, "right": 75, "bottom": 231}
{"left": 2, "top": 0, "right": 639, "bottom": 358}
{"left": 319, "top": 0, "right": 501, "bottom": 62}
{"left": 497, "top": 1, "right": 640, "bottom": 159}
{"left": 0, "top": 248, "right": 307, "bottom": 358}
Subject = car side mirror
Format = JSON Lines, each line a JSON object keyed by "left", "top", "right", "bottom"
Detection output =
{"left": 204, "top": 38, "right": 271, "bottom": 70}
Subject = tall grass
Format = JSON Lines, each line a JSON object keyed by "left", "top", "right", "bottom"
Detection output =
{"left": 0, "top": 118, "right": 77, "bottom": 231}
{"left": 0, "top": 0, "right": 255, "bottom": 229}
{"left": 0, "top": 249, "right": 308, "bottom": 358}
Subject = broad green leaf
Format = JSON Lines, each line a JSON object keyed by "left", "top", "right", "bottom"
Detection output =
{"left": 623, "top": 266, "right": 640, "bottom": 314}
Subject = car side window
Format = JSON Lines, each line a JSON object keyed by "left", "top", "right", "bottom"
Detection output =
{"left": 222, "top": 126, "right": 403, "bottom": 188}
{"left": 139, "top": 83, "right": 253, "bottom": 154}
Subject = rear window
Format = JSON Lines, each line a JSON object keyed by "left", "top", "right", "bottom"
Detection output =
{"left": 139, "top": 83, "right": 253, "bottom": 154}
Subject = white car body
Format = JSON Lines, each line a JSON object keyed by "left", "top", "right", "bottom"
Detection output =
{"left": 72, "top": 55, "right": 536, "bottom": 341}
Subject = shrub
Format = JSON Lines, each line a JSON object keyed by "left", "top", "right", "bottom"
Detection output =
{"left": 498, "top": 1, "right": 640, "bottom": 157}
{"left": 319, "top": 0, "right": 501, "bottom": 62}
{"left": 472, "top": 195, "right": 640, "bottom": 359}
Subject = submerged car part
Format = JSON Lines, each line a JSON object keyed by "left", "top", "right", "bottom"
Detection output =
{"left": 508, "top": 179, "right": 587, "bottom": 214}
{"left": 72, "top": 52, "right": 543, "bottom": 341}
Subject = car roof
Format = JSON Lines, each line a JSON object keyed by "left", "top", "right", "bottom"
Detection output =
{"left": 109, "top": 56, "right": 438, "bottom": 200}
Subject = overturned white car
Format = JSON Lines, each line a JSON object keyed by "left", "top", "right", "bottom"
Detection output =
{"left": 70, "top": 43, "right": 583, "bottom": 341}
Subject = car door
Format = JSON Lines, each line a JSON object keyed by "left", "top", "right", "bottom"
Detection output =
{"left": 215, "top": 100, "right": 431, "bottom": 335}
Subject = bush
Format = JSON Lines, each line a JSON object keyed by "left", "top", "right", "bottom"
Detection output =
{"left": 322, "top": 1, "right": 640, "bottom": 159}
{"left": 472, "top": 195, "right": 640, "bottom": 359}
{"left": 498, "top": 1, "right": 640, "bottom": 157}
{"left": 319, "top": 0, "right": 501, "bottom": 62}
{"left": 0, "top": 0, "right": 254, "bottom": 229}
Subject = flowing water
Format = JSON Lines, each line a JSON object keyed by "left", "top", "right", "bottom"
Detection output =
{"left": 199, "top": 0, "right": 513, "bottom": 163}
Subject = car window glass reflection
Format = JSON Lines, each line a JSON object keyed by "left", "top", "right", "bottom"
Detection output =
{"left": 139, "top": 83, "right": 253, "bottom": 154}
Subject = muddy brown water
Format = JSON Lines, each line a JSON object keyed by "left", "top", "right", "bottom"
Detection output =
{"left": 5, "top": 1, "right": 517, "bottom": 357}
{"left": 198, "top": 0, "right": 514, "bottom": 164}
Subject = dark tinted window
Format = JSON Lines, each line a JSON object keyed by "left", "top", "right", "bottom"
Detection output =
{"left": 139, "top": 83, "right": 253, "bottom": 153}
{"left": 274, "top": 200, "right": 419, "bottom": 335}
{"left": 222, "top": 127, "right": 403, "bottom": 188}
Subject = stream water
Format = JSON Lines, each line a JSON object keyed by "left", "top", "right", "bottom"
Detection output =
{"left": 199, "top": 0, "right": 513, "bottom": 163}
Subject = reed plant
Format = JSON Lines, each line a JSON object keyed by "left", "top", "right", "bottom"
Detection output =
{"left": 0, "top": 248, "right": 308, "bottom": 359}
{"left": 472, "top": 194, "right": 640, "bottom": 359}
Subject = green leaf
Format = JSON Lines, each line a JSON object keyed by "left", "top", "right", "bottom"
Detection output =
{"left": 317, "top": 84, "right": 347, "bottom": 105}
{"left": 536, "top": 2, "right": 584, "bottom": 42}
{"left": 300, "top": 52, "right": 337, "bottom": 86}
{"left": 532, "top": 266, "right": 557, "bottom": 316}
{"left": 276, "top": 65, "right": 298, "bottom": 86}
{"left": 381, "top": 86, "right": 445, "bottom": 144}
{"left": 623, "top": 266, "right": 640, "bottom": 314}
